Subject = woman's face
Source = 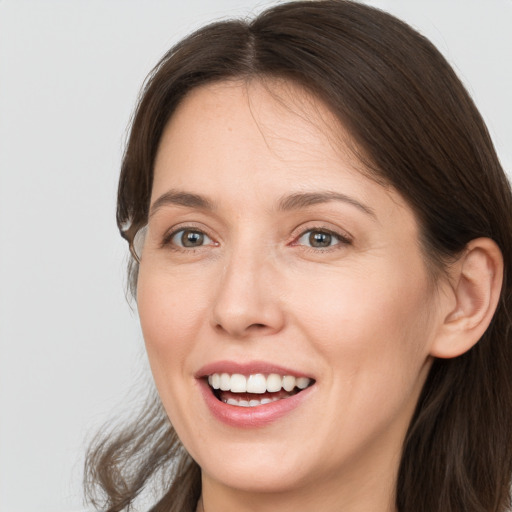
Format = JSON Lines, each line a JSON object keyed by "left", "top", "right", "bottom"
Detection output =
{"left": 137, "top": 80, "right": 444, "bottom": 500}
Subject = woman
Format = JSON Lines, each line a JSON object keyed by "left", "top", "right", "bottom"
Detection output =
{"left": 85, "top": 1, "right": 512, "bottom": 511}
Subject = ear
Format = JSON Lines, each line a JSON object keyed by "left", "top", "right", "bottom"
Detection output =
{"left": 430, "top": 238, "right": 503, "bottom": 359}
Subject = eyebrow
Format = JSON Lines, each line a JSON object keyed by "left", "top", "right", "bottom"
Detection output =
{"left": 149, "top": 189, "right": 375, "bottom": 218}
{"left": 278, "top": 191, "right": 376, "bottom": 217}
{"left": 149, "top": 190, "right": 216, "bottom": 217}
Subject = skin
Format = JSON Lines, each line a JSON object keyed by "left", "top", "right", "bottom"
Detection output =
{"left": 137, "top": 80, "right": 455, "bottom": 512}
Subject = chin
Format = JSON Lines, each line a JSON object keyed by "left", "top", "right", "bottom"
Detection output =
{"left": 199, "top": 452, "right": 313, "bottom": 494}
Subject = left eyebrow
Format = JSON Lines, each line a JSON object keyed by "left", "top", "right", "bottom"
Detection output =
{"left": 149, "top": 190, "right": 216, "bottom": 217}
{"left": 277, "top": 191, "right": 376, "bottom": 218}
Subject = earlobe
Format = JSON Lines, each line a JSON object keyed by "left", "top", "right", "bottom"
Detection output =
{"left": 430, "top": 238, "right": 503, "bottom": 359}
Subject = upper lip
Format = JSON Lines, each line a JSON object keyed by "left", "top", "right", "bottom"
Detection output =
{"left": 195, "top": 360, "right": 314, "bottom": 379}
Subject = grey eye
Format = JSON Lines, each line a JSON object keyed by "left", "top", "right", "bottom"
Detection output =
{"left": 297, "top": 230, "right": 339, "bottom": 248}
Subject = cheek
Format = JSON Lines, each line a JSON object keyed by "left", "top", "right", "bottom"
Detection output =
{"left": 288, "top": 265, "right": 434, "bottom": 447}
{"left": 136, "top": 267, "right": 211, "bottom": 377}
{"left": 285, "top": 259, "right": 434, "bottom": 385}
{"left": 136, "top": 268, "right": 216, "bottom": 438}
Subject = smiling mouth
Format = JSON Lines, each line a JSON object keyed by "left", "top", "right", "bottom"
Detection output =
{"left": 207, "top": 373, "right": 315, "bottom": 408}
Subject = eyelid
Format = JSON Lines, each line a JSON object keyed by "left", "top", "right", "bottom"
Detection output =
{"left": 161, "top": 223, "right": 219, "bottom": 249}
{"left": 290, "top": 224, "right": 353, "bottom": 249}
{"left": 171, "top": 229, "right": 213, "bottom": 248}
{"left": 157, "top": 221, "right": 351, "bottom": 252}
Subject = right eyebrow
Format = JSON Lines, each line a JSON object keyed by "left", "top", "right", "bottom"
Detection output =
{"left": 277, "top": 191, "right": 376, "bottom": 218}
{"left": 149, "top": 190, "right": 216, "bottom": 217}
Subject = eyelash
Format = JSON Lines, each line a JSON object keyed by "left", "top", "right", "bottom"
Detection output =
{"left": 161, "top": 225, "right": 352, "bottom": 253}
{"left": 162, "top": 226, "right": 217, "bottom": 251}
{"left": 292, "top": 226, "right": 352, "bottom": 252}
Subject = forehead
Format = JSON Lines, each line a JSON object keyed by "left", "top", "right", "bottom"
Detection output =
{"left": 153, "top": 79, "right": 378, "bottom": 195}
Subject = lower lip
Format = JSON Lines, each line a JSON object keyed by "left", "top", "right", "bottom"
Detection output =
{"left": 197, "top": 379, "right": 315, "bottom": 428}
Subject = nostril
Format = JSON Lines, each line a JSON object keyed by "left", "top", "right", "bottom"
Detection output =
{"left": 215, "top": 322, "right": 268, "bottom": 334}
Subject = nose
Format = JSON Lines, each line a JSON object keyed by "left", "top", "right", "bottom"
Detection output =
{"left": 211, "top": 246, "right": 285, "bottom": 339}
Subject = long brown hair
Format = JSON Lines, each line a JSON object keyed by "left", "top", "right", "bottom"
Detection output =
{"left": 85, "top": 1, "right": 512, "bottom": 510}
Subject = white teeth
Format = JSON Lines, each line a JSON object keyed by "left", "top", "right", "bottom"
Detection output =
{"left": 220, "top": 373, "right": 231, "bottom": 391}
{"left": 246, "top": 374, "right": 266, "bottom": 394}
{"left": 223, "top": 396, "right": 281, "bottom": 407}
{"left": 211, "top": 373, "right": 220, "bottom": 389}
{"left": 230, "top": 374, "right": 247, "bottom": 393}
{"left": 296, "top": 377, "right": 310, "bottom": 390}
{"left": 266, "top": 373, "right": 283, "bottom": 392}
{"left": 207, "top": 372, "right": 312, "bottom": 393}
{"left": 282, "top": 375, "right": 296, "bottom": 392}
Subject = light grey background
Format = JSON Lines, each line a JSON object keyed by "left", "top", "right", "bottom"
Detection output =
{"left": 0, "top": 1, "right": 510, "bottom": 511}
